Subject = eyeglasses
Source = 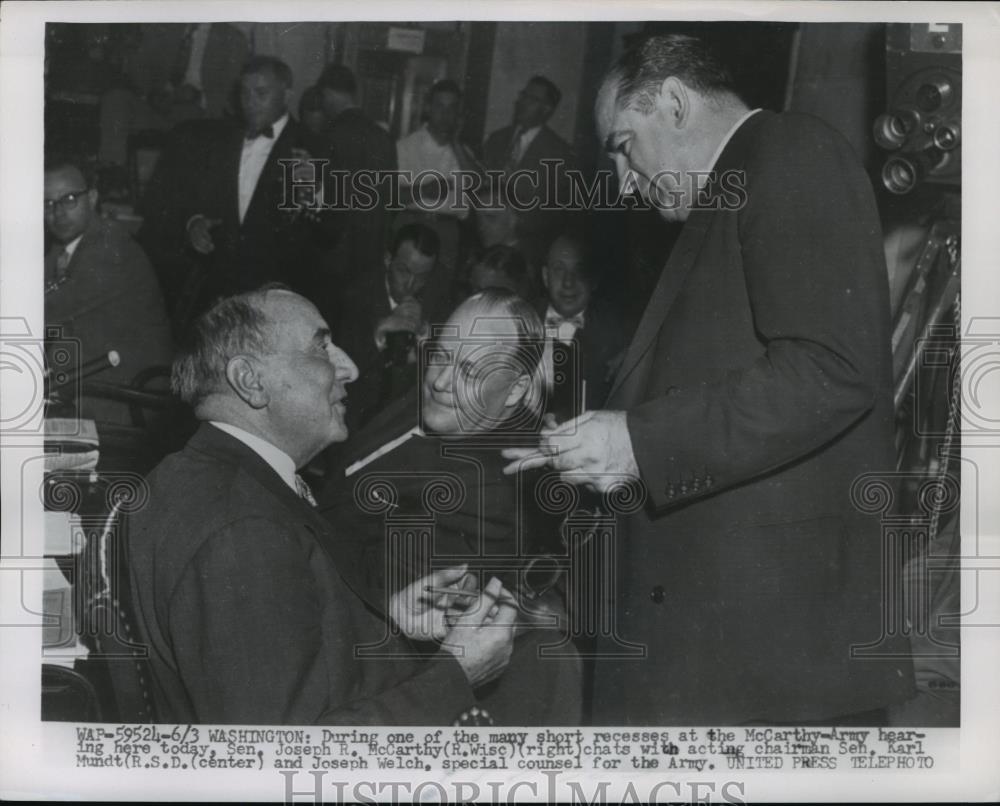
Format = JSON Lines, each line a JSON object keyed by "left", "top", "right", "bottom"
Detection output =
{"left": 44, "top": 190, "right": 89, "bottom": 214}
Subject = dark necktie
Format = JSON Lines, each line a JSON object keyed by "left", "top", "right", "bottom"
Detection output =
{"left": 245, "top": 125, "right": 274, "bottom": 141}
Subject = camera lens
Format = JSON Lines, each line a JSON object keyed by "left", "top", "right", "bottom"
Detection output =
{"left": 882, "top": 156, "right": 921, "bottom": 194}
{"left": 873, "top": 110, "right": 918, "bottom": 150}
{"left": 933, "top": 122, "right": 960, "bottom": 151}
{"left": 916, "top": 78, "right": 953, "bottom": 112}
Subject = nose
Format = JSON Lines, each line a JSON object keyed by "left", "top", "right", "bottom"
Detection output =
{"left": 331, "top": 345, "right": 359, "bottom": 383}
{"left": 431, "top": 363, "right": 454, "bottom": 393}
{"left": 613, "top": 155, "right": 638, "bottom": 195}
{"left": 560, "top": 272, "right": 575, "bottom": 290}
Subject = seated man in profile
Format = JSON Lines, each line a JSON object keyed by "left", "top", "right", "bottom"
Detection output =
{"left": 128, "top": 285, "right": 519, "bottom": 725}
{"left": 319, "top": 289, "right": 582, "bottom": 724}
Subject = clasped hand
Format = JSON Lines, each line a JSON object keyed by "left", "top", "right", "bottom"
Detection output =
{"left": 389, "top": 566, "right": 519, "bottom": 688}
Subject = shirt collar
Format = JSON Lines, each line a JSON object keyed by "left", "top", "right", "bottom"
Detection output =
{"left": 385, "top": 276, "right": 398, "bottom": 311}
{"left": 63, "top": 234, "right": 84, "bottom": 260}
{"left": 705, "top": 108, "right": 761, "bottom": 173}
{"left": 209, "top": 421, "right": 298, "bottom": 492}
{"left": 245, "top": 112, "right": 290, "bottom": 143}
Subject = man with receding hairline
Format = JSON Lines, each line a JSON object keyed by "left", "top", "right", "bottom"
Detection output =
{"left": 128, "top": 285, "right": 520, "bottom": 725}
{"left": 504, "top": 34, "right": 915, "bottom": 725}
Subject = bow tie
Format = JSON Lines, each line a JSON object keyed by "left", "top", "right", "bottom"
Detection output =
{"left": 245, "top": 125, "right": 274, "bottom": 141}
{"left": 545, "top": 311, "right": 585, "bottom": 344}
{"left": 546, "top": 311, "right": 585, "bottom": 330}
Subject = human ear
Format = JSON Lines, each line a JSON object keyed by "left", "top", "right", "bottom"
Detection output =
{"left": 659, "top": 76, "right": 689, "bottom": 128}
{"left": 505, "top": 373, "right": 530, "bottom": 409}
{"left": 226, "top": 355, "right": 269, "bottom": 409}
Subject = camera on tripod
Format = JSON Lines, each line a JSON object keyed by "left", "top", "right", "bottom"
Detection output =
{"left": 873, "top": 23, "right": 961, "bottom": 195}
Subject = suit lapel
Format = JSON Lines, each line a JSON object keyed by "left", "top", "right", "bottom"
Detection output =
{"left": 244, "top": 117, "right": 297, "bottom": 228}
{"left": 607, "top": 209, "right": 713, "bottom": 402}
{"left": 222, "top": 127, "right": 243, "bottom": 225}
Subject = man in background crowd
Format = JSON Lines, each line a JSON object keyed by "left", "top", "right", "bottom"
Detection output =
{"left": 335, "top": 223, "right": 444, "bottom": 432}
{"left": 138, "top": 56, "right": 336, "bottom": 334}
{"left": 537, "top": 231, "right": 625, "bottom": 419}
{"left": 483, "top": 75, "right": 575, "bottom": 270}
{"left": 44, "top": 154, "right": 172, "bottom": 425}
{"left": 396, "top": 79, "right": 481, "bottom": 301}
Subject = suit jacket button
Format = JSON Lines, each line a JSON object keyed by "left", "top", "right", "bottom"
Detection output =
{"left": 649, "top": 585, "right": 665, "bottom": 604}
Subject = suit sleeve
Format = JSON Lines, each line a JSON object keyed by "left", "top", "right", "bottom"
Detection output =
{"left": 628, "top": 115, "right": 890, "bottom": 511}
{"left": 168, "top": 516, "right": 474, "bottom": 725}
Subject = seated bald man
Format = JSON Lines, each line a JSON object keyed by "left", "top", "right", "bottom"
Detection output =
{"left": 128, "top": 284, "right": 518, "bottom": 725}
{"left": 320, "top": 288, "right": 583, "bottom": 724}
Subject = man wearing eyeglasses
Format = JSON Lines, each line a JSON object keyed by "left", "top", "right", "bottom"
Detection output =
{"left": 44, "top": 155, "right": 173, "bottom": 425}
{"left": 319, "top": 288, "right": 582, "bottom": 724}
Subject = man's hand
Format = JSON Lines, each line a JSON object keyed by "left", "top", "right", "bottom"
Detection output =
{"left": 440, "top": 577, "right": 518, "bottom": 688}
{"left": 500, "top": 410, "right": 640, "bottom": 492}
{"left": 374, "top": 298, "right": 424, "bottom": 351}
{"left": 389, "top": 565, "right": 475, "bottom": 643}
{"left": 187, "top": 214, "right": 220, "bottom": 255}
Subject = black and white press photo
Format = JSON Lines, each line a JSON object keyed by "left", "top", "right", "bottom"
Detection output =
{"left": 1, "top": 1, "right": 998, "bottom": 803}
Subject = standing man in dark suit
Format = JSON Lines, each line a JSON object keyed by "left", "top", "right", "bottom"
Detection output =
{"left": 138, "top": 56, "right": 336, "bottom": 334}
{"left": 315, "top": 64, "right": 398, "bottom": 325}
{"left": 503, "top": 34, "right": 915, "bottom": 725}
{"left": 483, "top": 75, "right": 575, "bottom": 272}
{"left": 128, "top": 285, "right": 520, "bottom": 725}
{"left": 44, "top": 156, "right": 173, "bottom": 426}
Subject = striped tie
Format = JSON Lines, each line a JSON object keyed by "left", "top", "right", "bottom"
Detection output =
{"left": 295, "top": 474, "right": 317, "bottom": 507}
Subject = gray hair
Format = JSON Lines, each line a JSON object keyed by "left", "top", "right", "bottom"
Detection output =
{"left": 451, "top": 288, "right": 549, "bottom": 422}
{"left": 171, "top": 285, "right": 286, "bottom": 406}
{"left": 606, "top": 34, "right": 738, "bottom": 113}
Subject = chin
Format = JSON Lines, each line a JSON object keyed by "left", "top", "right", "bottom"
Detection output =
{"left": 421, "top": 403, "right": 458, "bottom": 435}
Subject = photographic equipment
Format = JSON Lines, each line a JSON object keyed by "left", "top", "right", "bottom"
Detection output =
{"left": 873, "top": 23, "right": 961, "bottom": 195}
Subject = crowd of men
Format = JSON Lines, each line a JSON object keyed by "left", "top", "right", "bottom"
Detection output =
{"left": 44, "top": 31, "right": 921, "bottom": 727}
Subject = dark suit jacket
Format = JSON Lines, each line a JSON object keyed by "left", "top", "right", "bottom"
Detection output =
{"left": 483, "top": 124, "right": 575, "bottom": 266}
{"left": 138, "top": 116, "right": 336, "bottom": 329}
{"left": 45, "top": 217, "right": 173, "bottom": 425}
{"left": 334, "top": 266, "right": 454, "bottom": 433}
{"left": 320, "top": 393, "right": 566, "bottom": 604}
{"left": 593, "top": 111, "right": 915, "bottom": 724}
{"left": 317, "top": 108, "right": 398, "bottom": 322}
{"left": 127, "top": 423, "right": 476, "bottom": 725}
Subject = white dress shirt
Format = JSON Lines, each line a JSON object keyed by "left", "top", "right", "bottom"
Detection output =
{"left": 238, "top": 113, "right": 289, "bottom": 223}
{"left": 511, "top": 125, "right": 542, "bottom": 166}
{"left": 210, "top": 421, "right": 298, "bottom": 493}
{"left": 545, "top": 304, "right": 586, "bottom": 344}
